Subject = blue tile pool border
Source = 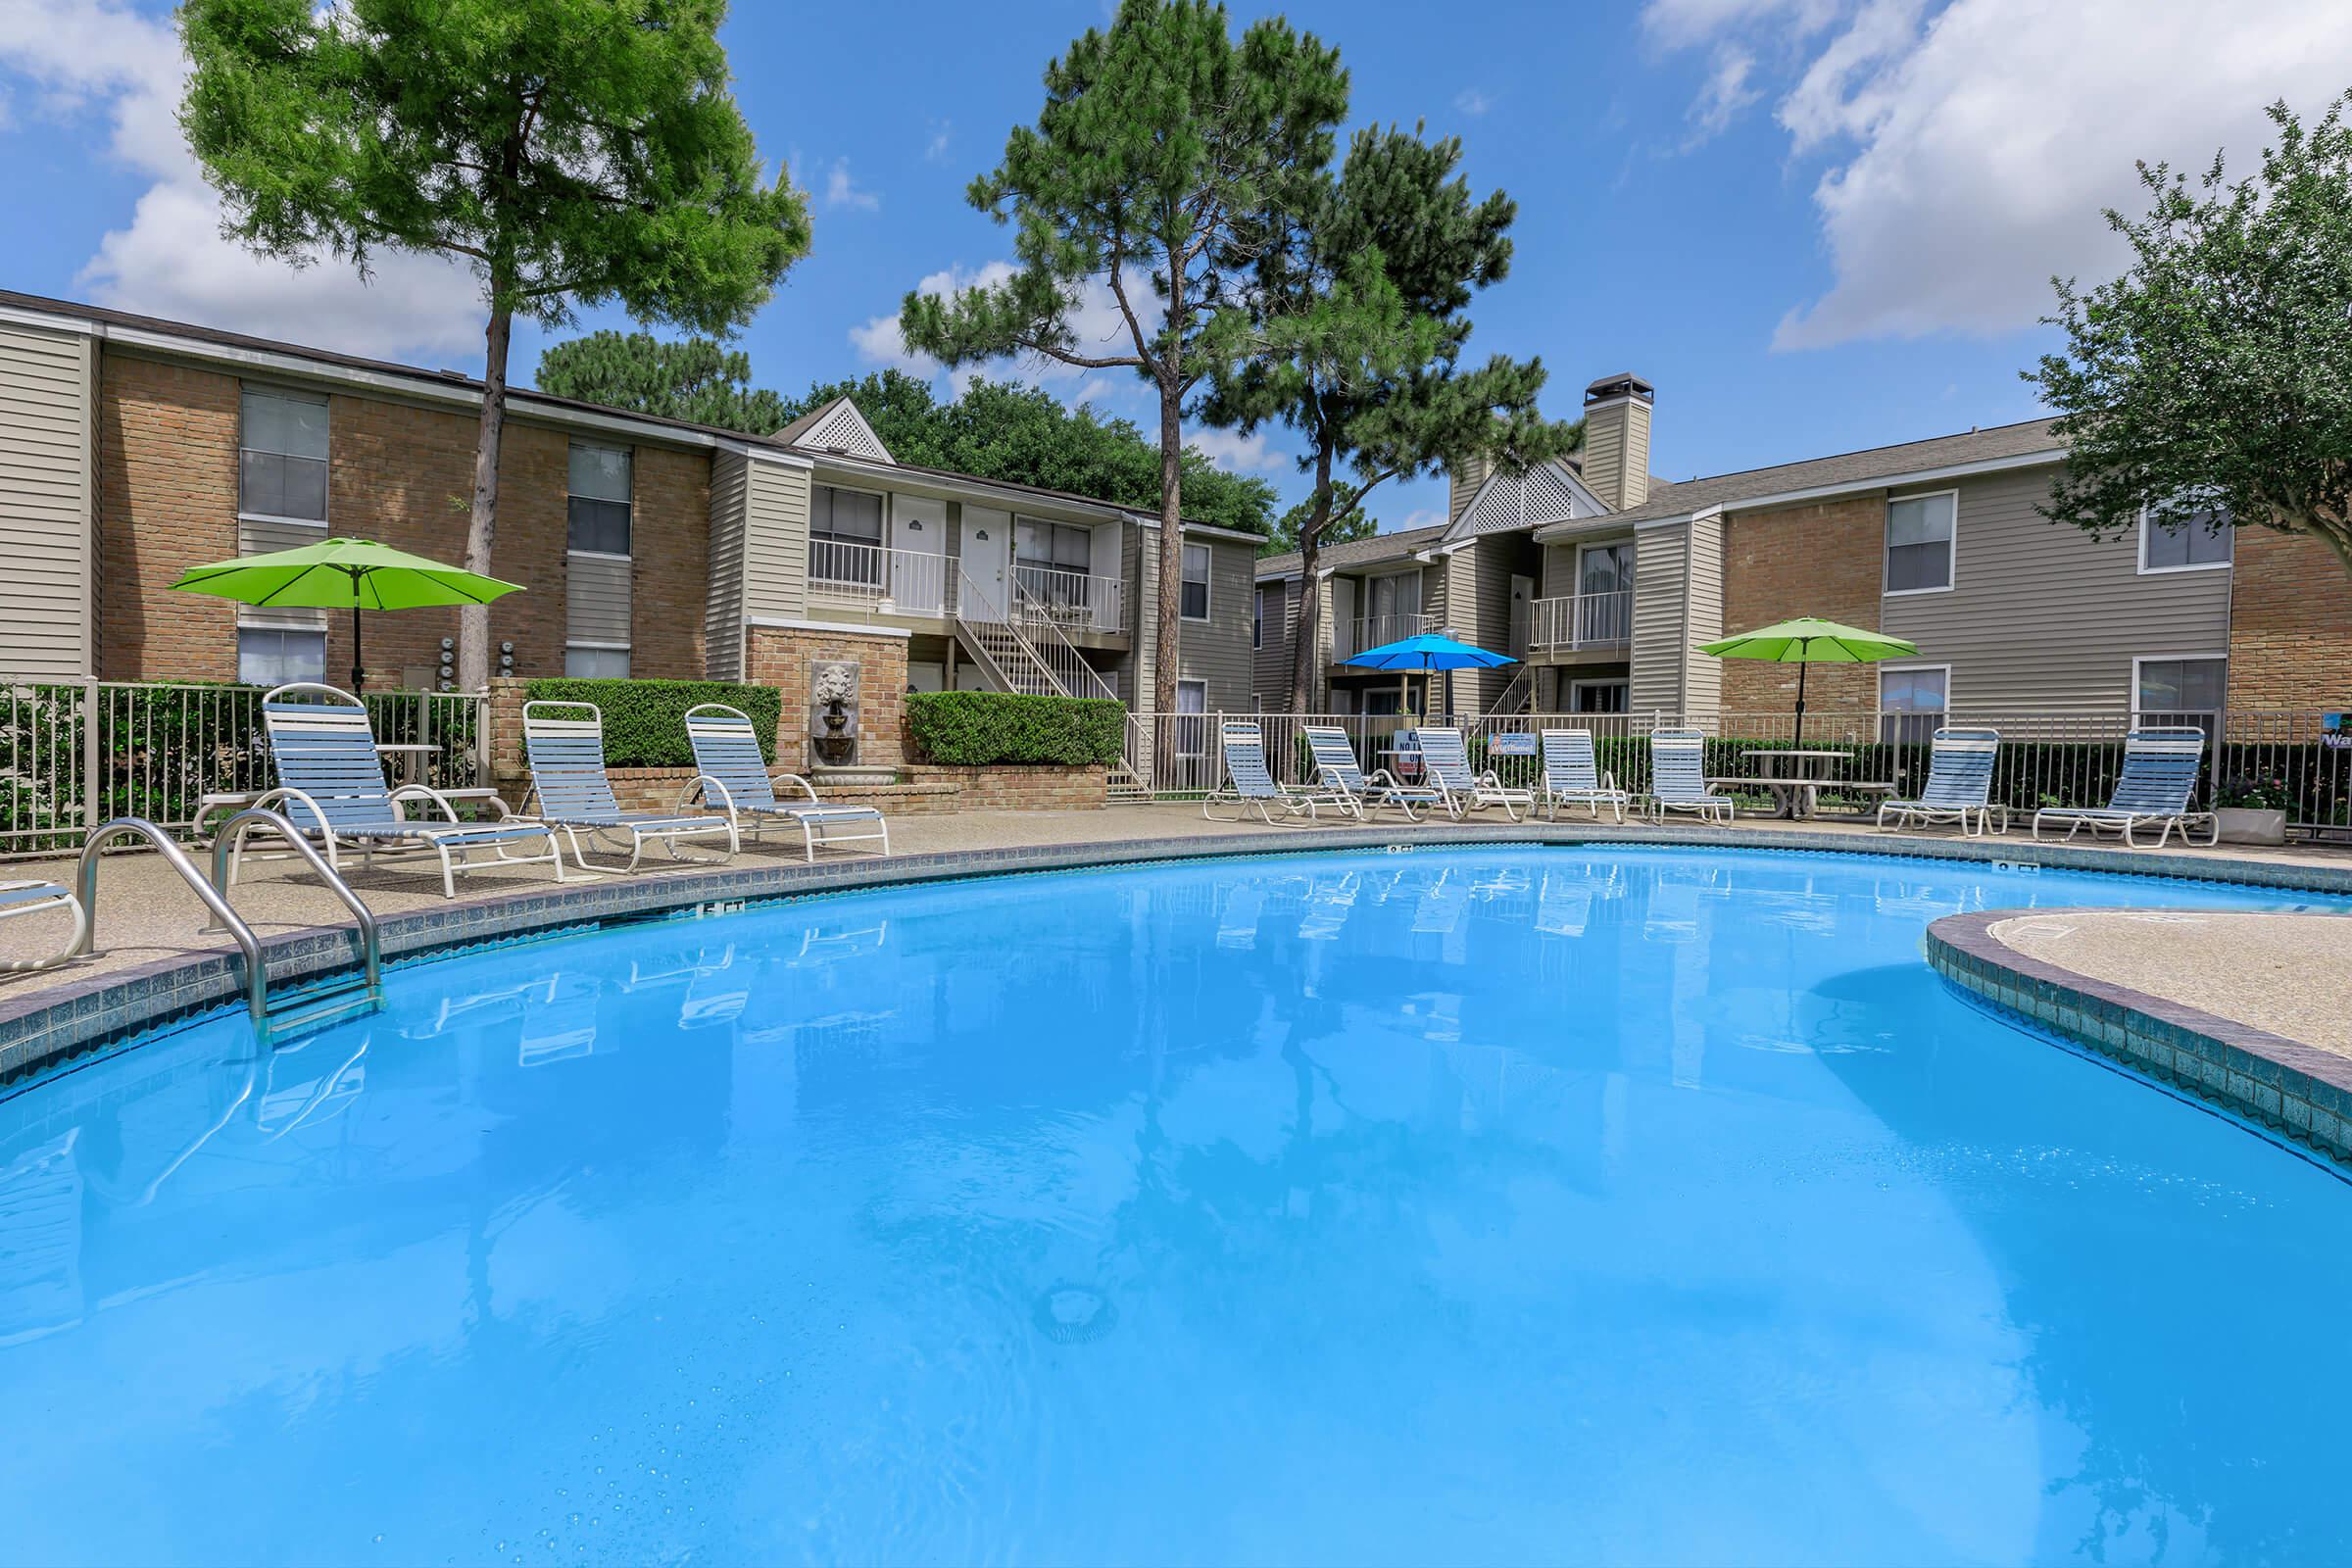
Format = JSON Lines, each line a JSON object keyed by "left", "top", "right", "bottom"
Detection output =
{"left": 1925, "top": 907, "right": 2352, "bottom": 1169}
{"left": 5, "top": 819, "right": 2348, "bottom": 1090}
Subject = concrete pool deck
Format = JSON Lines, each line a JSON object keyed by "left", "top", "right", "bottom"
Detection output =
{"left": 1, "top": 808, "right": 2347, "bottom": 1084}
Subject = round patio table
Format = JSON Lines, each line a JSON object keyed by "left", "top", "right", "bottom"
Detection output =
{"left": 374, "top": 742, "right": 438, "bottom": 788}
{"left": 1743, "top": 748, "right": 1849, "bottom": 820}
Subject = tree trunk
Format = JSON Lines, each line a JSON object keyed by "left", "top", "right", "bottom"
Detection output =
{"left": 1289, "top": 440, "right": 1335, "bottom": 715}
{"left": 1153, "top": 378, "right": 1184, "bottom": 722}
{"left": 459, "top": 302, "right": 513, "bottom": 691}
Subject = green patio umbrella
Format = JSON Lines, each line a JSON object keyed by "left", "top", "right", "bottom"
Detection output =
{"left": 169, "top": 537, "right": 523, "bottom": 692}
{"left": 1698, "top": 616, "right": 1919, "bottom": 745}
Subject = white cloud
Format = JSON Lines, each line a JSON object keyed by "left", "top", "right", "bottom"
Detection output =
{"left": 823, "top": 158, "right": 879, "bottom": 212}
{"left": 849, "top": 260, "right": 1159, "bottom": 398}
{"left": 1683, "top": 45, "right": 1760, "bottom": 145}
{"left": 1453, "top": 88, "right": 1494, "bottom": 117}
{"left": 1401, "top": 509, "right": 1446, "bottom": 530}
{"left": 923, "top": 120, "right": 953, "bottom": 163}
{"left": 1643, "top": 0, "right": 2352, "bottom": 349}
{"left": 0, "top": 0, "right": 481, "bottom": 361}
{"left": 1185, "top": 424, "right": 1287, "bottom": 474}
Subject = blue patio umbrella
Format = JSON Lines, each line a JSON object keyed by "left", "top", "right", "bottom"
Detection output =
{"left": 1342, "top": 632, "right": 1517, "bottom": 718}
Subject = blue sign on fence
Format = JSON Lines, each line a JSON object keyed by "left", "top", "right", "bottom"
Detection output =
{"left": 1488, "top": 732, "right": 1538, "bottom": 757}
{"left": 2327, "top": 713, "right": 2349, "bottom": 751}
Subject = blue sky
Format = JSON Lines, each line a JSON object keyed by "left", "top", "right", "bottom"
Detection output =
{"left": 5, "top": 0, "right": 2349, "bottom": 533}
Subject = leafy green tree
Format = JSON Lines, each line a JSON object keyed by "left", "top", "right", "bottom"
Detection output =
{"left": 899, "top": 0, "right": 1347, "bottom": 715}
{"left": 1203, "top": 123, "right": 1579, "bottom": 710}
{"left": 1261, "top": 495, "right": 1380, "bottom": 559}
{"left": 534, "top": 332, "right": 794, "bottom": 434}
{"left": 2030, "top": 93, "right": 2352, "bottom": 576}
{"left": 179, "top": 0, "right": 810, "bottom": 686}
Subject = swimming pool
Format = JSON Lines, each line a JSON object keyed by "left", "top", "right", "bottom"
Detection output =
{"left": 1, "top": 845, "right": 2347, "bottom": 1565}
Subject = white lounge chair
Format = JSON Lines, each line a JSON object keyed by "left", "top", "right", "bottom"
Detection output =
{"left": 1879, "top": 726, "right": 2006, "bottom": 836}
{"left": 2032, "top": 726, "right": 2217, "bottom": 849}
{"left": 0, "top": 879, "right": 88, "bottom": 973}
{"left": 521, "top": 700, "right": 737, "bottom": 872}
{"left": 1301, "top": 725, "right": 1446, "bottom": 821}
{"left": 1203, "top": 720, "right": 1328, "bottom": 824}
{"left": 1413, "top": 727, "right": 1534, "bottom": 820}
{"left": 1642, "top": 729, "right": 1734, "bottom": 825}
{"left": 1540, "top": 729, "right": 1630, "bottom": 824}
{"left": 239, "top": 682, "right": 564, "bottom": 898}
{"left": 682, "top": 703, "right": 889, "bottom": 860}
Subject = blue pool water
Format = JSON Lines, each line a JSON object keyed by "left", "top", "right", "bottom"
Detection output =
{"left": 2, "top": 846, "right": 2349, "bottom": 1566}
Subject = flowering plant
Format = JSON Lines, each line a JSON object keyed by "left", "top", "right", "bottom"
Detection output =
{"left": 2214, "top": 772, "right": 2290, "bottom": 811}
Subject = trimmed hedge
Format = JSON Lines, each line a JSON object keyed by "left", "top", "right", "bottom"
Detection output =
{"left": 906, "top": 691, "right": 1126, "bottom": 766}
{"left": 522, "top": 677, "right": 782, "bottom": 767}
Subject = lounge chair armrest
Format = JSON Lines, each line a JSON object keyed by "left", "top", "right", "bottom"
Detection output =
{"left": 772, "top": 772, "right": 822, "bottom": 805}
{"left": 389, "top": 783, "right": 465, "bottom": 823}
{"left": 1600, "top": 769, "right": 1620, "bottom": 792}
{"left": 248, "top": 785, "right": 333, "bottom": 841}
{"left": 677, "top": 774, "right": 736, "bottom": 814}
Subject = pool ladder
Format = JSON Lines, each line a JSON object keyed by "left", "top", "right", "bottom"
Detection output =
{"left": 74, "top": 812, "right": 384, "bottom": 1046}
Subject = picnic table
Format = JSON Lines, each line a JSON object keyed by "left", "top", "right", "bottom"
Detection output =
{"left": 1741, "top": 748, "right": 1849, "bottom": 820}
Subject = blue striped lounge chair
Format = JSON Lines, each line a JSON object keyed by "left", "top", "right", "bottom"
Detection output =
{"left": 1540, "top": 728, "right": 1630, "bottom": 824}
{"left": 682, "top": 703, "right": 889, "bottom": 860}
{"left": 522, "top": 700, "right": 738, "bottom": 873}
{"left": 2033, "top": 726, "right": 2218, "bottom": 849}
{"left": 1203, "top": 720, "right": 1326, "bottom": 824}
{"left": 1301, "top": 725, "right": 1446, "bottom": 821}
{"left": 1413, "top": 727, "right": 1534, "bottom": 821}
{"left": 239, "top": 682, "right": 565, "bottom": 898}
{"left": 1642, "top": 729, "right": 1734, "bottom": 825}
{"left": 1878, "top": 727, "right": 2005, "bottom": 836}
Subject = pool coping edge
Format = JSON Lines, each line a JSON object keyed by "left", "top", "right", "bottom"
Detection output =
{"left": 1925, "top": 908, "right": 2352, "bottom": 1168}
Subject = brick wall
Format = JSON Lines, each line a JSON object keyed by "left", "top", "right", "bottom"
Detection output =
{"left": 96, "top": 349, "right": 714, "bottom": 684}
{"left": 745, "top": 624, "right": 909, "bottom": 770}
{"left": 1719, "top": 492, "right": 1886, "bottom": 713}
{"left": 97, "top": 355, "right": 240, "bottom": 680}
{"left": 2228, "top": 528, "right": 2352, "bottom": 710}
{"left": 905, "top": 763, "right": 1107, "bottom": 810}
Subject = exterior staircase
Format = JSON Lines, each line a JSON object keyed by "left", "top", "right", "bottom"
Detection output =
{"left": 954, "top": 567, "right": 1152, "bottom": 802}
{"left": 1483, "top": 664, "right": 1533, "bottom": 719}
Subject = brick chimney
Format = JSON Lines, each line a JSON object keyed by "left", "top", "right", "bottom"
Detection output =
{"left": 1580, "top": 372, "right": 1655, "bottom": 513}
{"left": 1446, "top": 452, "right": 1495, "bottom": 524}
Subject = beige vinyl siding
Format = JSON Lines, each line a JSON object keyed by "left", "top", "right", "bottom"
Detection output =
{"left": 1630, "top": 522, "right": 1691, "bottom": 713}
{"left": 1540, "top": 543, "right": 1577, "bottom": 601}
{"left": 1683, "top": 512, "right": 1725, "bottom": 711}
{"left": 1252, "top": 576, "right": 1298, "bottom": 710}
{"left": 704, "top": 450, "right": 749, "bottom": 679}
{"left": 1166, "top": 537, "right": 1255, "bottom": 711}
{"left": 234, "top": 515, "right": 331, "bottom": 631}
{"left": 1122, "top": 517, "right": 1153, "bottom": 707}
{"left": 1880, "top": 466, "right": 2230, "bottom": 710}
{"left": 741, "top": 460, "right": 810, "bottom": 619}
{"left": 1462, "top": 538, "right": 1523, "bottom": 712}
{"left": 0, "top": 321, "right": 95, "bottom": 676}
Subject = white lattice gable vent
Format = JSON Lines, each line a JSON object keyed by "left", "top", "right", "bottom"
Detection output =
{"left": 1446, "top": 459, "right": 1592, "bottom": 541}
{"left": 797, "top": 400, "right": 895, "bottom": 464}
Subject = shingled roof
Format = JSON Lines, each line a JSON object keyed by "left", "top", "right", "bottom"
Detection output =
{"left": 1604, "top": 416, "right": 2064, "bottom": 525}
{"left": 1255, "top": 521, "right": 1451, "bottom": 580}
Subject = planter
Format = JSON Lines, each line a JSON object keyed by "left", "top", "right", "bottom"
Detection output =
{"left": 2216, "top": 807, "right": 2287, "bottom": 846}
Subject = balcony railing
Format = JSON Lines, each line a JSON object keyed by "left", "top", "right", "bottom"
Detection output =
{"left": 1522, "top": 590, "right": 1633, "bottom": 654}
{"left": 1011, "top": 563, "right": 1125, "bottom": 632}
{"left": 1333, "top": 612, "right": 1436, "bottom": 662}
{"left": 807, "top": 541, "right": 956, "bottom": 617}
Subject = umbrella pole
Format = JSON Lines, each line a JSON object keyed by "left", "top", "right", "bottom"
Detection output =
{"left": 1794, "top": 659, "right": 1807, "bottom": 748}
{"left": 351, "top": 602, "right": 365, "bottom": 695}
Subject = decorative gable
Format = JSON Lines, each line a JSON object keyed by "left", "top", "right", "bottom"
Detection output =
{"left": 1442, "top": 459, "right": 1605, "bottom": 541}
{"left": 787, "top": 398, "right": 894, "bottom": 464}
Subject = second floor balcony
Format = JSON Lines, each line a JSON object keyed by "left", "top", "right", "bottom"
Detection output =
{"left": 1520, "top": 589, "right": 1634, "bottom": 656}
{"left": 1333, "top": 611, "right": 1437, "bottom": 662}
{"left": 1010, "top": 563, "right": 1125, "bottom": 633}
{"left": 806, "top": 540, "right": 1126, "bottom": 633}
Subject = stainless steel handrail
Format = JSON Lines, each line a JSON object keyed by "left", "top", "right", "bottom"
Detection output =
{"left": 211, "top": 808, "right": 383, "bottom": 1001}
{"left": 74, "top": 818, "right": 270, "bottom": 1025}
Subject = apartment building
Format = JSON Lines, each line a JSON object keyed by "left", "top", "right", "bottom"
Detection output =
{"left": 1257, "top": 372, "right": 2351, "bottom": 724}
{"left": 0, "top": 290, "right": 1259, "bottom": 729}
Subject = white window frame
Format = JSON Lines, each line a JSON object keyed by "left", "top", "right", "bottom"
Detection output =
{"left": 1568, "top": 677, "right": 1630, "bottom": 714}
{"left": 237, "top": 384, "right": 330, "bottom": 528}
{"left": 1883, "top": 487, "right": 1958, "bottom": 598}
{"left": 1180, "top": 542, "right": 1213, "bottom": 623}
{"left": 237, "top": 625, "right": 327, "bottom": 687}
{"left": 1254, "top": 583, "right": 1280, "bottom": 650}
{"left": 810, "top": 481, "right": 890, "bottom": 543}
{"left": 1174, "top": 678, "right": 1209, "bottom": 757}
{"left": 564, "top": 641, "right": 634, "bottom": 679}
{"left": 566, "top": 442, "right": 634, "bottom": 559}
{"left": 2130, "top": 653, "right": 2228, "bottom": 727}
{"left": 2135, "top": 498, "right": 2234, "bottom": 575}
{"left": 1877, "top": 662, "right": 1951, "bottom": 746}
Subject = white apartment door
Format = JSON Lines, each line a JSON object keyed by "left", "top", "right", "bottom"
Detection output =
{"left": 890, "top": 495, "right": 948, "bottom": 615}
{"left": 959, "top": 505, "right": 1010, "bottom": 621}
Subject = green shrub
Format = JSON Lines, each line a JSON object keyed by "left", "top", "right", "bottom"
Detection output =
{"left": 906, "top": 691, "right": 1126, "bottom": 766}
{"left": 523, "top": 677, "right": 782, "bottom": 767}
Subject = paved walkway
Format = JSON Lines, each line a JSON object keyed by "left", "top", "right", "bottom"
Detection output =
{"left": 1993, "top": 909, "right": 2352, "bottom": 1056}
{"left": 3, "top": 808, "right": 2347, "bottom": 1040}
